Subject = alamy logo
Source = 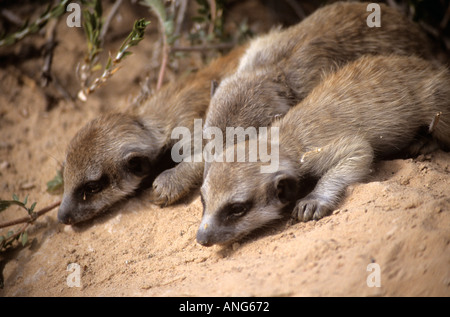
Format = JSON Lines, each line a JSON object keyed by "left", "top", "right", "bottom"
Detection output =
{"left": 367, "top": 3, "right": 381, "bottom": 28}
{"left": 66, "top": 2, "right": 381, "bottom": 30}
{"left": 366, "top": 263, "right": 381, "bottom": 287}
{"left": 66, "top": 262, "right": 81, "bottom": 287}
{"left": 66, "top": 2, "right": 81, "bottom": 27}
{"left": 171, "top": 119, "right": 280, "bottom": 173}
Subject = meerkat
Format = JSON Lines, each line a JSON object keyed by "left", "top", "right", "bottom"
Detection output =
{"left": 196, "top": 55, "right": 450, "bottom": 246}
{"left": 58, "top": 45, "right": 247, "bottom": 224}
{"left": 150, "top": 1, "right": 437, "bottom": 207}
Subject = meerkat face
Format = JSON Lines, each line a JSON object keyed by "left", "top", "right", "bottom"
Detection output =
{"left": 58, "top": 114, "right": 160, "bottom": 225}
{"left": 196, "top": 160, "right": 298, "bottom": 246}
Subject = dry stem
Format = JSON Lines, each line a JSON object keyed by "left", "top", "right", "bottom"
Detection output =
{"left": 0, "top": 201, "right": 61, "bottom": 229}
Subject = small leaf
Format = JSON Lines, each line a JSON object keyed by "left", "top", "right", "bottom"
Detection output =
{"left": 23, "top": 195, "right": 28, "bottom": 206}
{"left": 46, "top": 170, "right": 64, "bottom": 195}
{"left": 94, "top": 0, "right": 103, "bottom": 17}
{"left": 21, "top": 231, "right": 28, "bottom": 247}
{"left": 6, "top": 230, "right": 14, "bottom": 238}
{"left": 12, "top": 194, "right": 19, "bottom": 201}
{"left": 0, "top": 200, "right": 12, "bottom": 212}
{"left": 29, "top": 202, "right": 37, "bottom": 214}
{"left": 120, "top": 51, "right": 133, "bottom": 59}
{"left": 91, "top": 63, "right": 103, "bottom": 72}
{"left": 0, "top": 200, "right": 25, "bottom": 212}
{"left": 105, "top": 56, "right": 113, "bottom": 70}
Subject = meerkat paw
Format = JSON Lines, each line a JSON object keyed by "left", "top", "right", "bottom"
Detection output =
{"left": 292, "top": 194, "right": 332, "bottom": 222}
{"left": 150, "top": 168, "right": 188, "bottom": 207}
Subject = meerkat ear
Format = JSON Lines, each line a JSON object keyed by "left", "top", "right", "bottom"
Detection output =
{"left": 274, "top": 173, "right": 298, "bottom": 204}
{"left": 124, "top": 152, "right": 151, "bottom": 177}
{"left": 210, "top": 80, "right": 219, "bottom": 98}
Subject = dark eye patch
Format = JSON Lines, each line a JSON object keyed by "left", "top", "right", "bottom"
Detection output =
{"left": 77, "top": 175, "right": 109, "bottom": 201}
{"left": 219, "top": 200, "right": 253, "bottom": 223}
{"left": 84, "top": 181, "right": 102, "bottom": 194}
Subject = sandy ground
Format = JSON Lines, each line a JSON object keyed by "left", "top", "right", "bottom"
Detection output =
{"left": 0, "top": 1, "right": 449, "bottom": 297}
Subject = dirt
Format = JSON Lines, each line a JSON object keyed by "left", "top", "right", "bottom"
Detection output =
{"left": 0, "top": 1, "right": 449, "bottom": 297}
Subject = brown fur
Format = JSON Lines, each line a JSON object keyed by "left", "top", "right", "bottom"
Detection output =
{"left": 150, "top": 1, "right": 437, "bottom": 207}
{"left": 197, "top": 55, "right": 450, "bottom": 246}
{"left": 58, "top": 45, "right": 247, "bottom": 224}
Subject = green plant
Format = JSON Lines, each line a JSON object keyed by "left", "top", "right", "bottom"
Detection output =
{"left": 140, "top": 0, "right": 176, "bottom": 90}
{"left": 82, "top": 0, "right": 104, "bottom": 70}
{"left": 78, "top": 17, "right": 151, "bottom": 100}
{"left": 0, "top": 195, "right": 61, "bottom": 253}
{"left": 0, "top": 195, "right": 37, "bottom": 250}
{"left": 192, "top": 0, "right": 226, "bottom": 40}
{"left": 0, "top": 0, "right": 69, "bottom": 47}
{"left": 46, "top": 169, "right": 64, "bottom": 195}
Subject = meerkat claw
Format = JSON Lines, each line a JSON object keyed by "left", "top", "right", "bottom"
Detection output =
{"left": 293, "top": 196, "right": 331, "bottom": 222}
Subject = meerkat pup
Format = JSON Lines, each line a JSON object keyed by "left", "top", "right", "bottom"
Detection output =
{"left": 58, "top": 45, "right": 247, "bottom": 224}
{"left": 150, "top": 1, "right": 437, "bottom": 206}
{"left": 196, "top": 55, "right": 450, "bottom": 247}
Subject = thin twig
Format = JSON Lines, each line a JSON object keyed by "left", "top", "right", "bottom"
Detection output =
{"left": 126, "top": 75, "right": 152, "bottom": 110}
{"left": 99, "top": 0, "right": 123, "bottom": 44}
{"left": 152, "top": 2, "right": 170, "bottom": 91}
{"left": 174, "top": 0, "right": 188, "bottom": 41}
{"left": 207, "top": 0, "right": 216, "bottom": 36}
{"left": 52, "top": 75, "right": 75, "bottom": 102}
{"left": 41, "top": 18, "right": 58, "bottom": 87}
{"left": 8, "top": 223, "right": 30, "bottom": 244}
{"left": 1, "top": 9, "right": 23, "bottom": 26}
{"left": 156, "top": 36, "right": 169, "bottom": 90}
{"left": 0, "top": 200, "right": 61, "bottom": 229}
{"left": 78, "top": 18, "right": 150, "bottom": 100}
{"left": 0, "top": 0, "right": 69, "bottom": 47}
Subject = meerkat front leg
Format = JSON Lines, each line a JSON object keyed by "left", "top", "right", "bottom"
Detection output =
{"left": 292, "top": 136, "right": 374, "bottom": 222}
{"left": 151, "top": 161, "right": 204, "bottom": 206}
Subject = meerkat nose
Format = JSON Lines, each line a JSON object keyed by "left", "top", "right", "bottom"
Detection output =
{"left": 196, "top": 230, "right": 213, "bottom": 247}
{"left": 57, "top": 197, "right": 75, "bottom": 224}
{"left": 57, "top": 210, "right": 74, "bottom": 224}
{"left": 196, "top": 221, "right": 214, "bottom": 247}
